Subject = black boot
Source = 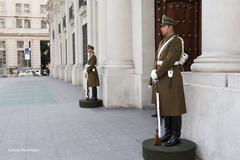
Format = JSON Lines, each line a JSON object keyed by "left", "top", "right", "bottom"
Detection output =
{"left": 161, "top": 116, "right": 172, "bottom": 142}
{"left": 91, "top": 87, "right": 98, "bottom": 101}
{"left": 165, "top": 134, "right": 180, "bottom": 146}
{"left": 151, "top": 112, "right": 157, "bottom": 117}
{"left": 165, "top": 116, "right": 182, "bottom": 146}
{"left": 171, "top": 116, "right": 182, "bottom": 138}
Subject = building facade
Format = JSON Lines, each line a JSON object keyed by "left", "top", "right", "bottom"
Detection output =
{"left": 0, "top": 0, "right": 50, "bottom": 74}
{"left": 47, "top": 0, "right": 240, "bottom": 159}
{"left": 47, "top": 0, "right": 87, "bottom": 86}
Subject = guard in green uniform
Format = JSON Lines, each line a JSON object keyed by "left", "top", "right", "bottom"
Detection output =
{"left": 87, "top": 45, "right": 100, "bottom": 101}
{"left": 150, "top": 15, "right": 187, "bottom": 146}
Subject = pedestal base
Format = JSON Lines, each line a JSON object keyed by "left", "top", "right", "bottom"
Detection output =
{"left": 79, "top": 99, "right": 103, "bottom": 108}
{"left": 142, "top": 138, "right": 196, "bottom": 160}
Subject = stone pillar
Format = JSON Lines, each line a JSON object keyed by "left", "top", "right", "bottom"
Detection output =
{"left": 191, "top": 0, "right": 240, "bottom": 72}
{"left": 49, "top": 1, "right": 61, "bottom": 78}
{"left": 98, "top": 0, "right": 139, "bottom": 108}
{"left": 182, "top": 1, "right": 240, "bottom": 160}
{"left": 133, "top": 0, "right": 155, "bottom": 107}
{"left": 64, "top": 0, "right": 73, "bottom": 83}
{"left": 31, "top": 39, "right": 41, "bottom": 69}
{"left": 53, "top": 9, "right": 61, "bottom": 79}
{"left": 6, "top": 40, "right": 17, "bottom": 68}
{"left": 105, "top": 0, "right": 133, "bottom": 68}
{"left": 72, "top": 0, "right": 82, "bottom": 86}
{"left": 59, "top": 0, "right": 67, "bottom": 80}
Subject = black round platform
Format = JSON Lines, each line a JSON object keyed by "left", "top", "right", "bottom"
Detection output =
{"left": 142, "top": 138, "right": 196, "bottom": 160}
{"left": 79, "top": 99, "right": 103, "bottom": 108}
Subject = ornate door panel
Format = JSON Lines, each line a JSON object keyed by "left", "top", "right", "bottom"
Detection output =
{"left": 155, "top": 0, "right": 201, "bottom": 71}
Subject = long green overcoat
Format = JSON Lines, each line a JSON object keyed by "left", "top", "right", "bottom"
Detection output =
{"left": 149, "top": 34, "right": 186, "bottom": 116}
{"left": 87, "top": 54, "right": 100, "bottom": 87}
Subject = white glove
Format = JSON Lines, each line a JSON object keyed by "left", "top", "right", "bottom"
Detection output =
{"left": 148, "top": 85, "right": 152, "bottom": 89}
{"left": 83, "top": 68, "right": 87, "bottom": 74}
{"left": 151, "top": 69, "right": 158, "bottom": 80}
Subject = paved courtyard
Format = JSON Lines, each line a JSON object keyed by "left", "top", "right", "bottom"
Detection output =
{"left": 0, "top": 77, "right": 155, "bottom": 160}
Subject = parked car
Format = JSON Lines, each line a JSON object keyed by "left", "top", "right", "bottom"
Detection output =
{"left": 33, "top": 69, "right": 41, "bottom": 76}
{"left": 19, "top": 70, "right": 34, "bottom": 77}
{"left": 19, "top": 69, "right": 42, "bottom": 77}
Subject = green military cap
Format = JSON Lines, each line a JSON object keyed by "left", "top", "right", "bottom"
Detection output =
{"left": 88, "top": 45, "right": 94, "bottom": 50}
{"left": 161, "top": 15, "right": 177, "bottom": 26}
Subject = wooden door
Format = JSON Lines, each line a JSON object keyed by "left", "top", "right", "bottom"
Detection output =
{"left": 155, "top": 0, "right": 201, "bottom": 71}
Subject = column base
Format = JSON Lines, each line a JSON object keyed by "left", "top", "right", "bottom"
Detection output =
{"left": 101, "top": 65, "right": 142, "bottom": 108}
{"left": 64, "top": 64, "right": 73, "bottom": 82}
{"left": 182, "top": 72, "right": 240, "bottom": 160}
{"left": 52, "top": 65, "right": 61, "bottom": 78}
{"left": 72, "top": 64, "right": 83, "bottom": 86}
{"left": 191, "top": 54, "right": 240, "bottom": 72}
{"left": 59, "top": 65, "right": 66, "bottom": 80}
{"left": 142, "top": 138, "right": 196, "bottom": 160}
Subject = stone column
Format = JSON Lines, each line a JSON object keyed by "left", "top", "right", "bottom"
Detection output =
{"left": 191, "top": 0, "right": 240, "bottom": 72}
{"left": 64, "top": 0, "right": 73, "bottom": 82}
{"left": 105, "top": 0, "right": 133, "bottom": 68}
{"left": 54, "top": 9, "right": 61, "bottom": 79}
{"left": 72, "top": 0, "right": 83, "bottom": 86}
{"left": 31, "top": 39, "right": 41, "bottom": 69}
{"left": 6, "top": 40, "right": 17, "bottom": 68}
{"left": 182, "top": 1, "right": 240, "bottom": 159}
{"left": 59, "top": 0, "right": 67, "bottom": 80}
{"left": 50, "top": 1, "right": 61, "bottom": 78}
{"left": 98, "top": 0, "right": 139, "bottom": 108}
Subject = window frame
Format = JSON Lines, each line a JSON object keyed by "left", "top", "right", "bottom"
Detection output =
{"left": 16, "top": 3, "right": 22, "bottom": 13}
{"left": 0, "top": 0, "right": 5, "bottom": 12}
{"left": 24, "top": 19, "right": 31, "bottom": 28}
{"left": 0, "top": 18, "right": 5, "bottom": 28}
{"left": 23, "top": 4, "right": 31, "bottom": 13}
{"left": 0, "top": 40, "right": 6, "bottom": 66}
{"left": 69, "top": 4, "right": 74, "bottom": 21}
{"left": 79, "top": 0, "right": 87, "bottom": 9}
{"left": 41, "top": 19, "right": 47, "bottom": 29}
{"left": 16, "top": 19, "right": 23, "bottom": 28}
{"left": 40, "top": 5, "right": 47, "bottom": 14}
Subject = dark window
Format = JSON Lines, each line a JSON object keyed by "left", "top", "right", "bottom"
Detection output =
{"left": 52, "top": 30, "right": 55, "bottom": 39}
{"left": 82, "top": 24, "right": 88, "bottom": 67}
{"left": 79, "top": 0, "right": 86, "bottom": 8}
{"left": 63, "top": 15, "right": 66, "bottom": 28}
{"left": 58, "top": 23, "right": 61, "bottom": 34}
{"left": 69, "top": 4, "right": 74, "bottom": 21}
{"left": 72, "top": 33, "right": 76, "bottom": 64}
{"left": 65, "top": 39, "right": 67, "bottom": 65}
{"left": 60, "top": 43, "right": 62, "bottom": 65}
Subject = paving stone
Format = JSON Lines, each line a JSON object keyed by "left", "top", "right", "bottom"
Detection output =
{"left": 0, "top": 77, "right": 155, "bottom": 160}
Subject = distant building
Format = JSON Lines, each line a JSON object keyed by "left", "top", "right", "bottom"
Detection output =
{"left": 0, "top": 0, "right": 50, "bottom": 74}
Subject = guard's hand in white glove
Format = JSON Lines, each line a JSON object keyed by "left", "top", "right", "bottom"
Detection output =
{"left": 83, "top": 69, "right": 87, "bottom": 74}
{"left": 151, "top": 69, "right": 158, "bottom": 80}
{"left": 148, "top": 85, "right": 152, "bottom": 89}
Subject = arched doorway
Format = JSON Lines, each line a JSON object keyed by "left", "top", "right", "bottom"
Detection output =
{"left": 155, "top": 0, "right": 201, "bottom": 71}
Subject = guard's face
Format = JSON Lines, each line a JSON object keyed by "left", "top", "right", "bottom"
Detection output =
{"left": 161, "top": 25, "right": 172, "bottom": 37}
{"left": 88, "top": 48, "right": 93, "bottom": 53}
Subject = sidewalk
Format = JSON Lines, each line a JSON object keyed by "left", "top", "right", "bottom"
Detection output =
{"left": 0, "top": 77, "right": 155, "bottom": 160}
